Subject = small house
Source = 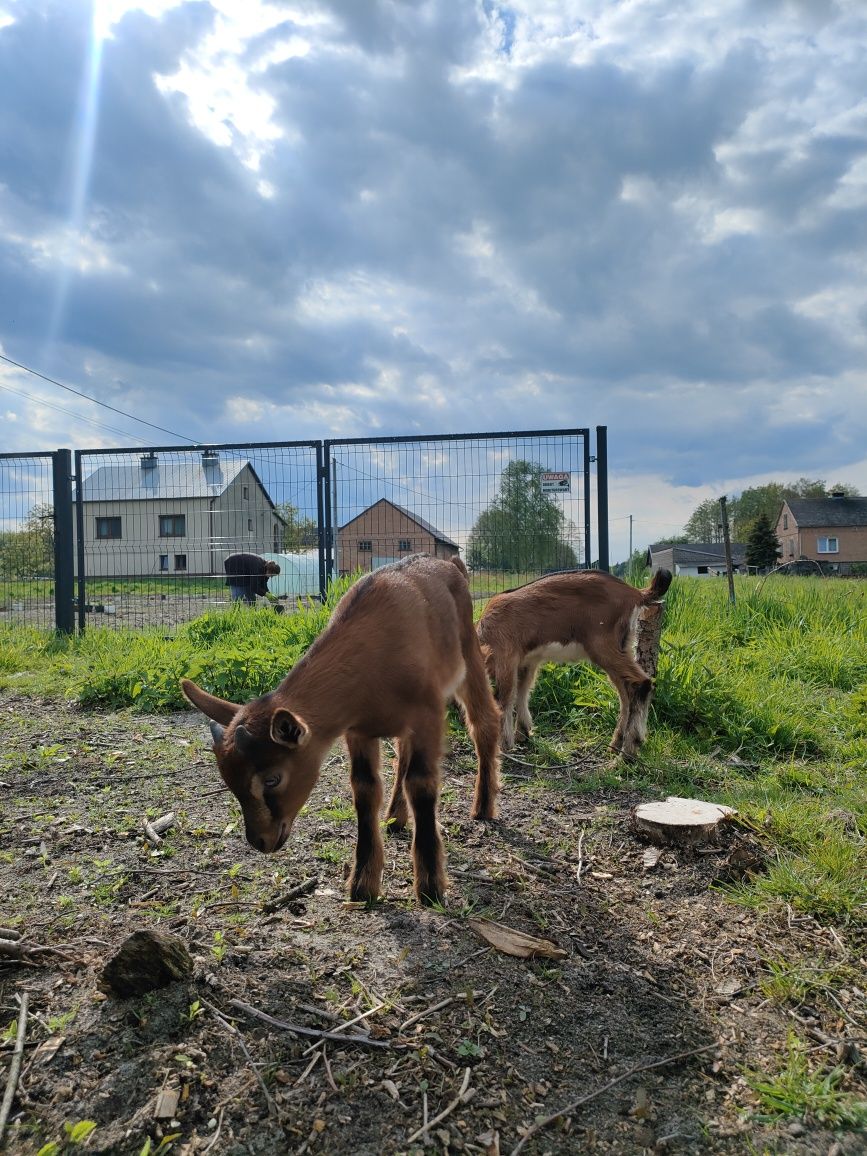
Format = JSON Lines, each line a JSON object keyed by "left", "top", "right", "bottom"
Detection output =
{"left": 775, "top": 494, "right": 867, "bottom": 574}
{"left": 646, "top": 541, "right": 747, "bottom": 578}
{"left": 336, "top": 498, "right": 460, "bottom": 575}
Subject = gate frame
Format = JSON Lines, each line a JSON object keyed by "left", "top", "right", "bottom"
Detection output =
{"left": 73, "top": 439, "right": 324, "bottom": 630}
{"left": 322, "top": 426, "right": 596, "bottom": 582}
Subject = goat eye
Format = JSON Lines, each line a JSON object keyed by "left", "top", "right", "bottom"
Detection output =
{"left": 263, "top": 774, "right": 280, "bottom": 790}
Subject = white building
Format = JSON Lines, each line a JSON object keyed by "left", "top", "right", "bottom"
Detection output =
{"left": 78, "top": 450, "right": 285, "bottom": 578}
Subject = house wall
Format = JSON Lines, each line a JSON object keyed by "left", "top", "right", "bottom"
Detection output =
{"left": 775, "top": 504, "right": 867, "bottom": 570}
{"left": 210, "top": 467, "right": 284, "bottom": 574}
{"left": 79, "top": 497, "right": 213, "bottom": 577}
{"left": 337, "top": 502, "right": 456, "bottom": 575}
{"left": 79, "top": 466, "right": 284, "bottom": 578}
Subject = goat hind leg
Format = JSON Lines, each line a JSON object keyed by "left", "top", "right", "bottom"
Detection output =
{"left": 456, "top": 651, "right": 501, "bottom": 822}
{"left": 402, "top": 719, "right": 448, "bottom": 905}
{"left": 515, "top": 662, "right": 539, "bottom": 741}
{"left": 385, "top": 740, "right": 410, "bottom": 832}
{"left": 346, "top": 734, "right": 385, "bottom": 901}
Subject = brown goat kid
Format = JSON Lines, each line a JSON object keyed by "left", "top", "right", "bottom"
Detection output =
{"left": 181, "top": 555, "right": 500, "bottom": 906}
{"left": 478, "top": 568, "right": 673, "bottom": 758}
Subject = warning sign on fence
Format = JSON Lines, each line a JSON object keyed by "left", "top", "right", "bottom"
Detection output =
{"left": 541, "top": 471, "right": 571, "bottom": 493}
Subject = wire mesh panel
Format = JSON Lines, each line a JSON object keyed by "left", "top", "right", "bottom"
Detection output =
{"left": 74, "top": 442, "right": 322, "bottom": 630}
{"left": 325, "top": 429, "right": 589, "bottom": 601}
{"left": 0, "top": 453, "right": 58, "bottom": 630}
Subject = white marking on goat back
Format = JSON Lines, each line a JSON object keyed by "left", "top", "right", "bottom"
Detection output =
{"left": 443, "top": 661, "right": 467, "bottom": 699}
{"left": 528, "top": 642, "right": 590, "bottom": 666}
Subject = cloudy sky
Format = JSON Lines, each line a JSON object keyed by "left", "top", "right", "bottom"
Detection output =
{"left": 1, "top": 0, "right": 866, "bottom": 561}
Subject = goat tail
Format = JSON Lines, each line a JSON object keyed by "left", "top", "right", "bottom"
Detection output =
{"left": 450, "top": 555, "right": 469, "bottom": 580}
{"left": 642, "top": 568, "right": 672, "bottom": 603}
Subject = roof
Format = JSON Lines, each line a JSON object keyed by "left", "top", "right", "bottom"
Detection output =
{"left": 339, "top": 498, "right": 459, "bottom": 549}
{"left": 782, "top": 497, "right": 867, "bottom": 528}
{"left": 80, "top": 456, "right": 277, "bottom": 513}
{"left": 647, "top": 541, "right": 747, "bottom": 566}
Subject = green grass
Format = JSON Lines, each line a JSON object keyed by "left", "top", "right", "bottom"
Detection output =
{"left": 1, "top": 573, "right": 866, "bottom": 928}
{"left": 745, "top": 1031, "right": 867, "bottom": 1127}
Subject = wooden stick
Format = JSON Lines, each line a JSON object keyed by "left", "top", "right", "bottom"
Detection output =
{"left": 509, "top": 1043, "right": 718, "bottom": 1155}
{"left": 261, "top": 877, "right": 318, "bottom": 914}
{"left": 406, "top": 1067, "right": 473, "bottom": 1144}
{"left": 301, "top": 1002, "right": 386, "bottom": 1056}
{"left": 198, "top": 998, "right": 277, "bottom": 1118}
{"left": 228, "top": 999, "right": 394, "bottom": 1050}
{"left": 0, "top": 993, "right": 29, "bottom": 1146}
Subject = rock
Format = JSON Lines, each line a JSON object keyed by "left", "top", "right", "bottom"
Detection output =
{"left": 101, "top": 929, "right": 193, "bottom": 997}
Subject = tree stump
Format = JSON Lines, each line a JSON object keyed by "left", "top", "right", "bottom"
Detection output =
{"left": 635, "top": 601, "right": 665, "bottom": 680}
{"left": 632, "top": 796, "right": 736, "bottom": 848}
{"left": 101, "top": 930, "right": 193, "bottom": 998}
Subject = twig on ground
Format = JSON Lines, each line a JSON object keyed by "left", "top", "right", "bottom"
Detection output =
{"left": 0, "top": 992, "right": 29, "bottom": 1146}
{"left": 229, "top": 999, "right": 395, "bottom": 1050}
{"left": 201, "top": 1107, "right": 225, "bottom": 1154}
{"left": 400, "top": 991, "right": 483, "bottom": 1033}
{"left": 576, "top": 826, "right": 586, "bottom": 883}
{"left": 301, "top": 1003, "right": 386, "bottom": 1056}
{"left": 320, "top": 1047, "right": 339, "bottom": 1094}
{"left": 509, "top": 1042, "right": 718, "bottom": 1156}
{"left": 406, "top": 1067, "right": 473, "bottom": 1144}
{"left": 199, "top": 997, "right": 278, "bottom": 1119}
{"left": 142, "top": 812, "right": 175, "bottom": 846}
{"left": 261, "top": 877, "right": 318, "bottom": 914}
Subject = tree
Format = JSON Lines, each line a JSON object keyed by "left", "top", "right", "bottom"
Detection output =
{"left": 683, "top": 499, "right": 722, "bottom": 543}
{"left": 745, "top": 512, "right": 781, "bottom": 571}
{"left": 275, "top": 502, "right": 318, "bottom": 552}
{"left": 466, "top": 461, "right": 578, "bottom": 572}
{"left": 0, "top": 503, "right": 54, "bottom": 578}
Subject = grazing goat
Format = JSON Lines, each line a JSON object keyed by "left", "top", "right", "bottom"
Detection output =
{"left": 181, "top": 554, "right": 500, "bottom": 906}
{"left": 478, "top": 568, "right": 673, "bottom": 758}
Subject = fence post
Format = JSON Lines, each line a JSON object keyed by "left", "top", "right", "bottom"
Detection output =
{"left": 595, "top": 425, "right": 609, "bottom": 572}
{"left": 52, "top": 449, "right": 75, "bottom": 634}
{"left": 316, "top": 442, "right": 328, "bottom": 601}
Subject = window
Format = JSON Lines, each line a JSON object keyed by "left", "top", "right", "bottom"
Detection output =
{"left": 242, "top": 485, "right": 249, "bottom": 500}
{"left": 788, "top": 539, "right": 795, "bottom": 556}
{"left": 247, "top": 518, "right": 253, "bottom": 532}
{"left": 159, "top": 514, "right": 186, "bottom": 537}
{"left": 817, "top": 536, "right": 838, "bottom": 553}
{"left": 359, "top": 540, "right": 372, "bottom": 552}
{"left": 174, "top": 554, "right": 187, "bottom": 571}
{"left": 398, "top": 539, "right": 411, "bottom": 552}
{"left": 159, "top": 554, "right": 169, "bottom": 572}
{"left": 697, "top": 566, "right": 708, "bottom": 575}
{"left": 782, "top": 514, "right": 788, "bottom": 530}
{"left": 96, "top": 516, "right": 122, "bottom": 540}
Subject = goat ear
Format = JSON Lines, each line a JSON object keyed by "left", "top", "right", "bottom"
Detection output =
{"left": 181, "top": 678, "right": 240, "bottom": 725}
{"left": 270, "top": 708, "right": 309, "bottom": 749}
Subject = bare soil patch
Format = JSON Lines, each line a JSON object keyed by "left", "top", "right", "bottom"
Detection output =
{"left": 1, "top": 691, "right": 863, "bottom": 1154}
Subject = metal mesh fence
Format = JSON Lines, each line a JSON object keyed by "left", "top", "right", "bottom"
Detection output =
{"left": 325, "top": 429, "right": 589, "bottom": 601}
{"left": 0, "top": 453, "right": 57, "bottom": 630}
{"left": 74, "top": 442, "right": 322, "bottom": 630}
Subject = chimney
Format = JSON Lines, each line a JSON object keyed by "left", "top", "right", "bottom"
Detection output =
{"left": 202, "top": 448, "right": 219, "bottom": 467}
{"left": 140, "top": 452, "right": 157, "bottom": 470}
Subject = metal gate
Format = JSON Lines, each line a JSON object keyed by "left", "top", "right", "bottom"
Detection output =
{"left": 73, "top": 441, "right": 322, "bottom": 630}
{"left": 1, "top": 427, "right": 607, "bottom": 632}
{"left": 323, "top": 428, "right": 592, "bottom": 601}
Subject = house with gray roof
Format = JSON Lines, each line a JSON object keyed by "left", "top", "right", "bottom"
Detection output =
{"left": 79, "top": 449, "right": 284, "bottom": 578}
{"left": 775, "top": 494, "right": 867, "bottom": 574}
{"left": 336, "top": 498, "right": 459, "bottom": 575}
{"left": 646, "top": 541, "right": 747, "bottom": 578}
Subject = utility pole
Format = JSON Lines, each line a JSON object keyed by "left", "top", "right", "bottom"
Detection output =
{"left": 628, "top": 514, "right": 633, "bottom": 561}
{"left": 719, "top": 496, "right": 736, "bottom": 605}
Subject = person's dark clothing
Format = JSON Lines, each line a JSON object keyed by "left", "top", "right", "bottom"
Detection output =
{"left": 224, "top": 553, "right": 271, "bottom": 602}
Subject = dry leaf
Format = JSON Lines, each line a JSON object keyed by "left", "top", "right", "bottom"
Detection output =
{"left": 154, "top": 1088, "right": 179, "bottom": 1119}
{"left": 642, "top": 847, "right": 662, "bottom": 871}
{"left": 467, "top": 918, "right": 567, "bottom": 960}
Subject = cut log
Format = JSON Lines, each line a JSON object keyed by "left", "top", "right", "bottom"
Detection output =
{"left": 632, "top": 797, "right": 735, "bottom": 848}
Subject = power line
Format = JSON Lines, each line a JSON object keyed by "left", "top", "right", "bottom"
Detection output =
{"left": 0, "top": 352, "right": 196, "bottom": 444}
{"left": 0, "top": 379, "right": 151, "bottom": 441}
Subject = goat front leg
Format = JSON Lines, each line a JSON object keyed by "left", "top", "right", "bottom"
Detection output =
{"left": 515, "top": 661, "right": 539, "bottom": 742}
{"left": 494, "top": 665, "right": 518, "bottom": 751}
{"left": 401, "top": 717, "right": 448, "bottom": 905}
{"left": 346, "top": 733, "right": 385, "bottom": 902}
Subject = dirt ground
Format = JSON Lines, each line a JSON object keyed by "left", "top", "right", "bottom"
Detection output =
{"left": 1, "top": 691, "right": 864, "bottom": 1155}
